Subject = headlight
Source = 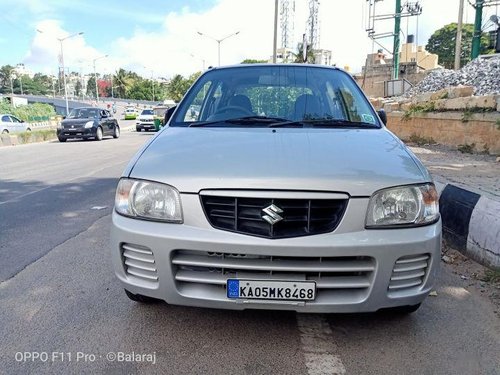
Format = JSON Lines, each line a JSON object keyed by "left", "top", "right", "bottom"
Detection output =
{"left": 366, "top": 183, "right": 439, "bottom": 228}
{"left": 84, "top": 121, "right": 94, "bottom": 128}
{"left": 115, "top": 178, "right": 183, "bottom": 223}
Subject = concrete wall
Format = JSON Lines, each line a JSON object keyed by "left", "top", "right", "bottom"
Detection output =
{"left": 386, "top": 112, "right": 500, "bottom": 154}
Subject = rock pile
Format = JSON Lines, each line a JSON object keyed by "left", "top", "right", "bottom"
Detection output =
{"left": 404, "top": 55, "right": 500, "bottom": 97}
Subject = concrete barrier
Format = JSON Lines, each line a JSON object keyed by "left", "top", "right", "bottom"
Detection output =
{"left": 436, "top": 182, "right": 500, "bottom": 270}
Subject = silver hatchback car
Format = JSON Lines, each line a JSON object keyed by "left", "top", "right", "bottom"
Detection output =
{"left": 111, "top": 64, "right": 441, "bottom": 313}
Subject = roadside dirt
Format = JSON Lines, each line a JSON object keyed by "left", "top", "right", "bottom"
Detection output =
{"left": 407, "top": 143, "right": 500, "bottom": 198}
{"left": 441, "top": 242, "right": 500, "bottom": 318}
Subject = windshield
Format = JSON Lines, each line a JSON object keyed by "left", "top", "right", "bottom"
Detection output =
{"left": 67, "top": 108, "right": 99, "bottom": 119}
{"left": 141, "top": 109, "right": 154, "bottom": 115}
{"left": 170, "top": 65, "right": 380, "bottom": 128}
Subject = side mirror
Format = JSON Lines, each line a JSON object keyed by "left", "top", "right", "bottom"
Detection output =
{"left": 377, "top": 109, "right": 387, "bottom": 126}
{"left": 62, "top": 116, "right": 66, "bottom": 120}
{"left": 164, "top": 106, "right": 176, "bottom": 124}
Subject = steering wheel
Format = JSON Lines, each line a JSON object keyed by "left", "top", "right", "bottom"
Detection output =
{"left": 212, "top": 106, "right": 253, "bottom": 117}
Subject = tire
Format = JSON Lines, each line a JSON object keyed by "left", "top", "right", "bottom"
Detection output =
{"left": 95, "top": 127, "right": 103, "bottom": 141}
{"left": 58, "top": 136, "right": 67, "bottom": 142}
{"left": 136, "top": 127, "right": 141, "bottom": 132}
{"left": 124, "top": 289, "right": 159, "bottom": 304}
{"left": 26, "top": 128, "right": 32, "bottom": 132}
{"left": 113, "top": 126, "right": 120, "bottom": 139}
{"left": 2, "top": 129, "right": 8, "bottom": 134}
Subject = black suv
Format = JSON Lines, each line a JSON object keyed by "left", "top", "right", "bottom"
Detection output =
{"left": 57, "top": 107, "right": 120, "bottom": 142}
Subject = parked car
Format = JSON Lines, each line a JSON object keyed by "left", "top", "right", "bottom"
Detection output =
{"left": 124, "top": 107, "right": 138, "bottom": 120}
{"left": 1, "top": 114, "right": 31, "bottom": 134}
{"left": 136, "top": 109, "right": 156, "bottom": 131}
{"left": 111, "top": 64, "right": 441, "bottom": 314}
{"left": 57, "top": 107, "right": 120, "bottom": 142}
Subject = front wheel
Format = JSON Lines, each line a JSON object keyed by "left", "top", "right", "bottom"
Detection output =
{"left": 2, "top": 129, "right": 8, "bottom": 134}
{"left": 95, "top": 127, "right": 103, "bottom": 141}
{"left": 58, "top": 136, "right": 67, "bottom": 142}
{"left": 113, "top": 126, "right": 120, "bottom": 138}
{"left": 26, "top": 128, "right": 32, "bottom": 132}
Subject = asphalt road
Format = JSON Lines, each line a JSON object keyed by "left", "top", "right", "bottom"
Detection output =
{"left": 0, "top": 130, "right": 499, "bottom": 375}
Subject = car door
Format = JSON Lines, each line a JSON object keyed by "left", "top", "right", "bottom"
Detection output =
{"left": 99, "top": 110, "right": 111, "bottom": 136}
{"left": 1, "top": 115, "right": 13, "bottom": 133}
{"left": 10, "top": 116, "right": 25, "bottom": 132}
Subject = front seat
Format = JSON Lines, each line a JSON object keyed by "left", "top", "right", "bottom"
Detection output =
{"left": 292, "top": 94, "right": 322, "bottom": 120}
{"left": 228, "top": 95, "right": 253, "bottom": 113}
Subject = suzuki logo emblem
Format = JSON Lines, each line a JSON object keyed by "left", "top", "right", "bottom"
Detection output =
{"left": 262, "top": 204, "right": 284, "bottom": 225}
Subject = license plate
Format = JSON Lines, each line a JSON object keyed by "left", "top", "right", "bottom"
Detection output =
{"left": 227, "top": 279, "right": 316, "bottom": 301}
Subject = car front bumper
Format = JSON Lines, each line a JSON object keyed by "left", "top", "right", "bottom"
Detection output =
{"left": 110, "top": 196, "right": 441, "bottom": 313}
{"left": 57, "top": 128, "right": 96, "bottom": 139}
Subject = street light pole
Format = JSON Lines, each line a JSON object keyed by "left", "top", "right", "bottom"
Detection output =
{"left": 93, "top": 54, "right": 108, "bottom": 103}
{"left": 56, "top": 31, "right": 84, "bottom": 116}
{"left": 197, "top": 31, "right": 240, "bottom": 66}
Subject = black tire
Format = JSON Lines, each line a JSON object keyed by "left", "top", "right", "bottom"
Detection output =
{"left": 95, "top": 127, "right": 103, "bottom": 141}
{"left": 2, "top": 129, "right": 8, "bottom": 134}
{"left": 26, "top": 128, "right": 32, "bottom": 132}
{"left": 113, "top": 125, "right": 120, "bottom": 139}
{"left": 58, "top": 136, "right": 67, "bottom": 142}
{"left": 124, "top": 289, "right": 159, "bottom": 303}
{"left": 136, "top": 127, "right": 141, "bottom": 132}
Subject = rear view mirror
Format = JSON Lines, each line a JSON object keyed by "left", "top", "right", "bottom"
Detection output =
{"left": 164, "top": 106, "right": 176, "bottom": 124}
{"left": 377, "top": 109, "right": 387, "bottom": 126}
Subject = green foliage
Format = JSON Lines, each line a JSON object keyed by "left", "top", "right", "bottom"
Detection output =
{"left": 402, "top": 102, "right": 436, "bottom": 121}
{"left": 426, "top": 23, "right": 493, "bottom": 69}
{"left": 0, "top": 100, "right": 56, "bottom": 121}
{"left": 16, "top": 129, "right": 56, "bottom": 144}
{"left": 86, "top": 75, "right": 96, "bottom": 98}
{"left": 407, "top": 134, "right": 435, "bottom": 146}
{"left": 292, "top": 41, "right": 316, "bottom": 63}
{"left": 457, "top": 142, "right": 475, "bottom": 154}
{"left": 481, "top": 269, "right": 500, "bottom": 283}
{"left": 241, "top": 59, "right": 268, "bottom": 64}
{"left": 166, "top": 72, "right": 201, "bottom": 103}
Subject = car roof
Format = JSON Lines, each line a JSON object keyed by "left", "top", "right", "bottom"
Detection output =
{"left": 208, "top": 63, "right": 342, "bottom": 72}
{"left": 73, "top": 107, "right": 107, "bottom": 111}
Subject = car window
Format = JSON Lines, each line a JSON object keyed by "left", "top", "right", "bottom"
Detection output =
{"left": 141, "top": 109, "right": 154, "bottom": 115}
{"left": 10, "top": 116, "right": 21, "bottom": 123}
{"left": 171, "top": 66, "right": 380, "bottom": 127}
{"left": 2, "top": 115, "right": 12, "bottom": 122}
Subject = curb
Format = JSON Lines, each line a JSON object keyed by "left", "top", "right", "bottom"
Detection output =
{"left": 435, "top": 181, "right": 500, "bottom": 270}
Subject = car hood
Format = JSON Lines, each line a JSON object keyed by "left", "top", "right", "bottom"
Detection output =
{"left": 128, "top": 127, "right": 429, "bottom": 196}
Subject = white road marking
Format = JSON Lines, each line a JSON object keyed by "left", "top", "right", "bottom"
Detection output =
{"left": 297, "top": 314, "right": 346, "bottom": 375}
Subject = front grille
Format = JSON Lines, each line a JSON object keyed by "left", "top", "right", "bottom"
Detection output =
{"left": 388, "top": 254, "right": 430, "bottom": 292}
{"left": 121, "top": 243, "right": 158, "bottom": 283}
{"left": 172, "top": 250, "right": 375, "bottom": 302}
{"left": 201, "top": 196, "right": 348, "bottom": 239}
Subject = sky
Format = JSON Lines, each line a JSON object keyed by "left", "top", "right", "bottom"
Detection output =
{"left": 0, "top": 0, "right": 498, "bottom": 79}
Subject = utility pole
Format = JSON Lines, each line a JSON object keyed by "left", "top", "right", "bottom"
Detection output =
{"left": 471, "top": 0, "right": 484, "bottom": 59}
{"left": 273, "top": 0, "right": 278, "bottom": 63}
{"left": 392, "top": 0, "right": 402, "bottom": 79}
{"left": 454, "top": 0, "right": 465, "bottom": 69}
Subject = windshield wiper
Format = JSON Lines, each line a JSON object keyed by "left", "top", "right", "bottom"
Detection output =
{"left": 188, "top": 116, "right": 289, "bottom": 127}
{"left": 268, "top": 118, "right": 380, "bottom": 129}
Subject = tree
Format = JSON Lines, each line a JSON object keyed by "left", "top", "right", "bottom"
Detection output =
{"left": 241, "top": 59, "right": 268, "bottom": 64}
{"left": 113, "top": 68, "right": 134, "bottom": 98}
{"left": 293, "top": 42, "right": 315, "bottom": 64}
{"left": 166, "top": 74, "right": 190, "bottom": 102}
{"left": 426, "top": 23, "right": 493, "bottom": 69}
{"left": 86, "top": 75, "right": 96, "bottom": 98}
{"left": 0, "top": 65, "right": 14, "bottom": 93}
{"left": 75, "top": 80, "right": 82, "bottom": 97}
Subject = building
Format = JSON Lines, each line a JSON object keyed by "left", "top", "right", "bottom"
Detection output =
{"left": 400, "top": 35, "right": 439, "bottom": 71}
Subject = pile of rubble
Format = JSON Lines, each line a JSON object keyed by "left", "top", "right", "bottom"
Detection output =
{"left": 404, "top": 55, "right": 500, "bottom": 97}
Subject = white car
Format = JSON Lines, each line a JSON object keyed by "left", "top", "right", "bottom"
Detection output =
{"left": 136, "top": 109, "right": 156, "bottom": 132}
{"left": 1, "top": 114, "right": 31, "bottom": 134}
